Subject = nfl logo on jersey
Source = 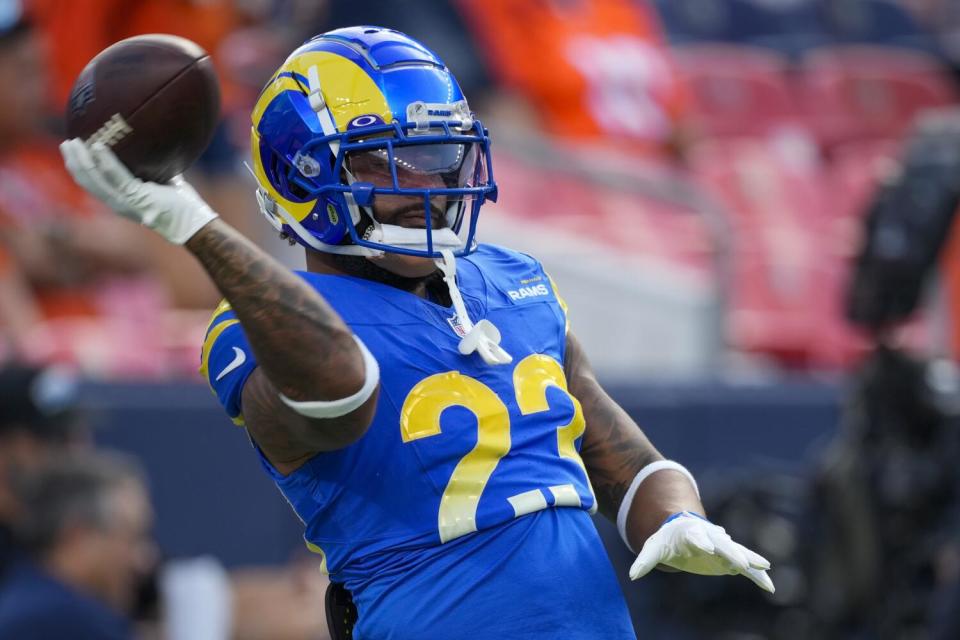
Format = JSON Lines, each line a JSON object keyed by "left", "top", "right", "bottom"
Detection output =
{"left": 446, "top": 314, "right": 468, "bottom": 338}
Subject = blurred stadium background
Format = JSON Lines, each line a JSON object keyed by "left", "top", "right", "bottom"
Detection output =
{"left": 4, "top": 0, "right": 960, "bottom": 638}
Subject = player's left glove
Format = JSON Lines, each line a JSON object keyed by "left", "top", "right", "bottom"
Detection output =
{"left": 60, "top": 139, "right": 218, "bottom": 245}
{"left": 629, "top": 511, "right": 775, "bottom": 593}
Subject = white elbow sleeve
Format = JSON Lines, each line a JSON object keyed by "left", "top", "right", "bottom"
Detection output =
{"left": 616, "top": 460, "right": 700, "bottom": 551}
{"left": 279, "top": 335, "right": 380, "bottom": 419}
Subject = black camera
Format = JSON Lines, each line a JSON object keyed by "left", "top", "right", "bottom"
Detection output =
{"left": 847, "top": 109, "right": 960, "bottom": 330}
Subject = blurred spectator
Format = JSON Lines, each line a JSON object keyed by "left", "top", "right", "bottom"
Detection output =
{"left": 0, "top": 361, "right": 330, "bottom": 639}
{"left": 901, "top": 0, "right": 945, "bottom": 26}
{"left": 901, "top": 0, "right": 960, "bottom": 77}
{"left": 30, "top": 0, "right": 244, "bottom": 111}
{"left": 0, "top": 450, "right": 152, "bottom": 640}
{"left": 457, "top": 0, "right": 691, "bottom": 159}
{"left": 323, "top": 0, "right": 489, "bottom": 99}
{"left": 0, "top": 7, "right": 179, "bottom": 374}
{"left": 0, "top": 363, "right": 84, "bottom": 579}
{"left": 29, "top": 0, "right": 325, "bottom": 113}
{"left": 0, "top": 244, "right": 41, "bottom": 362}
{"left": 653, "top": 0, "right": 828, "bottom": 57}
{"left": 0, "top": 3, "right": 279, "bottom": 375}
{"left": 30, "top": 0, "right": 326, "bottom": 281}
{"left": 818, "top": 0, "right": 938, "bottom": 52}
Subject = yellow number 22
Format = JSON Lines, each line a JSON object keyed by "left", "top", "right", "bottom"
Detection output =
{"left": 400, "top": 355, "right": 596, "bottom": 543}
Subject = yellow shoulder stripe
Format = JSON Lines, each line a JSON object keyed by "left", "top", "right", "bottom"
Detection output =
{"left": 203, "top": 299, "right": 233, "bottom": 336}
{"left": 199, "top": 319, "right": 240, "bottom": 383}
{"left": 546, "top": 273, "right": 570, "bottom": 335}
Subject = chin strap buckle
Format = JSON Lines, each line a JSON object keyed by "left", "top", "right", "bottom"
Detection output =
{"left": 436, "top": 250, "right": 512, "bottom": 366}
{"left": 458, "top": 319, "right": 512, "bottom": 365}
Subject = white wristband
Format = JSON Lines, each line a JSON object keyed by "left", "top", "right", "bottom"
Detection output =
{"left": 279, "top": 335, "right": 380, "bottom": 418}
{"left": 616, "top": 460, "right": 700, "bottom": 552}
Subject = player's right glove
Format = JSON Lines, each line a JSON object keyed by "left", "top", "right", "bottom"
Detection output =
{"left": 629, "top": 511, "right": 775, "bottom": 593}
{"left": 60, "top": 139, "right": 218, "bottom": 245}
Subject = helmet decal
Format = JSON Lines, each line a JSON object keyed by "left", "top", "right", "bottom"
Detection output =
{"left": 347, "top": 114, "right": 386, "bottom": 130}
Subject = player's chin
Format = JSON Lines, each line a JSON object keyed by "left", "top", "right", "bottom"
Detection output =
{"left": 370, "top": 252, "right": 438, "bottom": 278}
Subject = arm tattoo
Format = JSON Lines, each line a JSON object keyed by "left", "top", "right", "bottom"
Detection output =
{"left": 186, "top": 220, "right": 376, "bottom": 462}
{"left": 187, "top": 219, "right": 362, "bottom": 402}
{"left": 241, "top": 368, "right": 373, "bottom": 468}
{"left": 566, "top": 333, "right": 663, "bottom": 522}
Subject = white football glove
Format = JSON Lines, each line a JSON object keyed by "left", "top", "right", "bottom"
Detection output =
{"left": 60, "top": 138, "right": 218, "bottom": 245}
{"left": 630, "top": 511, "right": 775, "bottom": 593}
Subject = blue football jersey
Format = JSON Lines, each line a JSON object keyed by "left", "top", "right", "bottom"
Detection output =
{"left": 201, "top": 244, "right": 636, "bottom": 639}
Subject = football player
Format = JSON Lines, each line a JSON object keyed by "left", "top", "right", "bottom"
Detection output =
{"left": 61, "top": 27, "right": 773, "bottom": 639}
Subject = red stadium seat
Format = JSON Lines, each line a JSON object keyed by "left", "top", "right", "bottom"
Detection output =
{"left": 491, "top": 147, "right": 715, "bottom": 274}
{"left": 688, "top": 138, "right": 867, "bottom": 366}
{"left": 688, "top": 138, "right": 827, "bottom": 231}
{"left": 671, "top": 45, "right": 802, "bottom": 138}
{"left": 493, "top": 138, "right": 878, "bottom": 370}
{"left": 800, "top": 46, "right": 958, "bottom": 147}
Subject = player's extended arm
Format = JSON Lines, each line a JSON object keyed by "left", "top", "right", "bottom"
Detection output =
{"left": 566, "top": 332, "right": 774, "bottom": 592}
{"left": 59, "top": 140, "right": 378, "bottom": 465}
{"left": 187, "top": 221, "right": 379, "bottom": 458}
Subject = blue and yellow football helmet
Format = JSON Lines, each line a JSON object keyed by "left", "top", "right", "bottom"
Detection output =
{"left": 250, "top": 26, "right": 497, "bottom": 258}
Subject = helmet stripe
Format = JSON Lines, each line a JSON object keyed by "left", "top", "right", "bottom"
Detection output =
{"left": 285, "top": 51, "right": 392, "bottom": 130}
{"left": 251, "top": 75, "right": 303, "bottom": 128}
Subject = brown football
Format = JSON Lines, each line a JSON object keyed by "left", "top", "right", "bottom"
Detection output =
{"left": 65, "top": 34, "right": 221, "bottom": 183}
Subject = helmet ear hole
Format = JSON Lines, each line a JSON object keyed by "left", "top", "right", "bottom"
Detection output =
{"left": 287, "top": 177, "right": 311, "bottom": 201}
{"left": 269, "top": 151, "right": 312, "bottom": 201}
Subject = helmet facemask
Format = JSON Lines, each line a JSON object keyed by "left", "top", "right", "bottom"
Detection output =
{"left": 282, "top": 118, "right": 494, "bottom": 258}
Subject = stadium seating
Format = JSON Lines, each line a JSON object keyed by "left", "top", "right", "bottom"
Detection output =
{"left": 668, "top": 43, "right": 957, "bottom": 147}
{"left": 668, "top": 40, "right": 957, "bottom": 149}
{"left": 687, "top": 138, "right": 867, "bottom": 366}
{"left": 652, "top": 0, "right": 826, "bottom": 57}
{"left": 817, "top": 0, "right": 939, "bottom": 53}
{"left": 799, "top": 46, "right": 958, "bottom": 147}
{"left": 490, "top": 147, "right": 714, "bottom": 274}
{"left": 484, "top": 146, "right": 723, "bottom": 377}
{"left": 653, "top": 0, "right": 780, "bottom": 44}
{"left": 671, "top": 45, "right": 800, "bottom": 138}
{"left": 652, "top": 0, "right": 938, "bottom": 55}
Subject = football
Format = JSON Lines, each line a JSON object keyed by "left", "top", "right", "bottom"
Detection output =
{"left": 65, "top": 34, "right": 221, "bottom": 184}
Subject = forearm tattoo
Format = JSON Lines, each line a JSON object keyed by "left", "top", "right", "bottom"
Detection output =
{"left": 566, "top": 334, "right": 663, "bottom": 522}
{"left": 186, "top": 219, "right": 361, "bottom": 400}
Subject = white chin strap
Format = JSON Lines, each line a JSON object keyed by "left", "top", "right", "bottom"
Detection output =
{"left": 368, "top": 225, "right": 463, "bottom": 252}
{"left": 436, "top": 249, "right": 512, "bottom": 366}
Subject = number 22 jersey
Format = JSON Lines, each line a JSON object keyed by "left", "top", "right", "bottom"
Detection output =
{"left": 201, "top": 244, "right": 636, "bottom": 639}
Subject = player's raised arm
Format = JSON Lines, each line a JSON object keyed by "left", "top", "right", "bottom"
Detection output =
{"left": 565, "top": 332, "right": 775, "bottom": 593}
{"left": 59, "top": 140, "right": 379, "bottom": 460}
{"left": 187, "top": 218, "right": 380, "bottom": 462}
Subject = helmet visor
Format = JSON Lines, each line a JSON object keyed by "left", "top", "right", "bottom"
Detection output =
{"left": 345, "top": 141, "right": 487, "bottom": 191}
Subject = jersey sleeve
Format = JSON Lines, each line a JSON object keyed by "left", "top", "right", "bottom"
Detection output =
{"left": 199, "top": 299, "right": 258, "bottom": 426}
